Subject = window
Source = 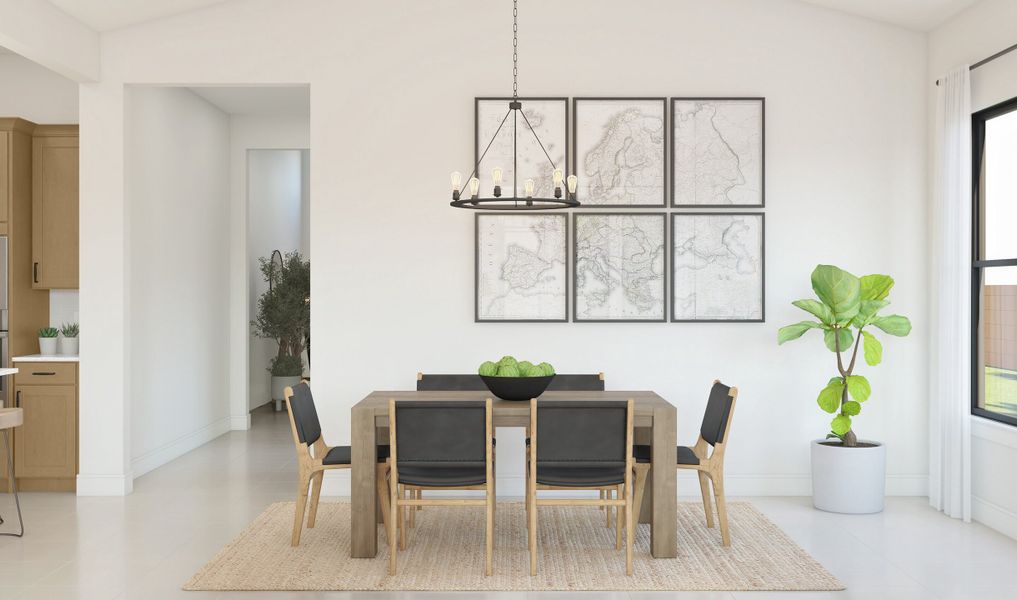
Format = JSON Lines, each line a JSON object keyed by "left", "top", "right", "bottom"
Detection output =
{"left": 973, "top": 98, "right": 1017, "bottom": 426}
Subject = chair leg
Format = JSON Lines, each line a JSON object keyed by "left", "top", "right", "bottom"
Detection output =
{"left": 409, "top": 488, "right": 416, "bottom": 528}
{"left": 528, "top": 485, "right": 538, "bottom": 576}
{"left": 398, "top": 485, "right": 407, "bottom": 550}
{"left": 307, "top": 470, "right": 323, "bottom": 529}
{"left": 486, "top": 484, "right": 494, "bottom": 576}
{"left": 615, "top": 484, "right": 623, "bottom": 549}
{"left": 291, "top": 472, "right": 310, "bottom": 547}
{"left": 625, "top": 479, "right": 634, "bottom": 576}
{"left": 713, "top": 471, "right": 730, "bottom": 547}
{"left": 632, "top": 465, "right": 649, "bottom": 531}
{"left": 603, "top": 489, "right": 611, "bottom": 527}
{"left": 376, "top": 463, "right": 393, "bottom": 547}
{"left": 388, "top": 475, "right": 398, "bottom": 575}
{"left": 697, "top": 470, "right": 715, "bottom": 529}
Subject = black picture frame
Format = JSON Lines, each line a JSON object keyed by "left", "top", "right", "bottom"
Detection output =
{"left": 475, "top": 97, "right": 569, "bottom": 199}
{"left": 573, "top": 212, "right": 668, "bottom": 322}
{"left": 475, "top": 212, "right": 569, "bottom": 323}
{"left": 670, "top": 212, "right": 765, "bottom": 323}
{"left": 670, "top": 97, "right": 765, "bottom": 208}
{"left": 572, "top": 97, "right": 667, "bottom": 208}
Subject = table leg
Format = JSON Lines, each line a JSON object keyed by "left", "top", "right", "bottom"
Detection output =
{"left": 351, "top": 406, "right": 377, "bottom": 558}
{"left": 651, "top": 403, "right": 677, "bottom": 558}
{"left": 634, "top": 427, "right": 652, "bottom": 524}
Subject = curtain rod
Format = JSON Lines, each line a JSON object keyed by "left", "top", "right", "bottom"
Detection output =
{"left": 935, "top": 41, "right": 1017, "bottom": 86}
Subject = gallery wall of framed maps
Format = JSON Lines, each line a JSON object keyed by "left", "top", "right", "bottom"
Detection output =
{"left": 474, "top": 97, "right": 765, "bottom": 323}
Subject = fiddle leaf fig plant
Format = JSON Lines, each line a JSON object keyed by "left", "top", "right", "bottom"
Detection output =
{"left": 778, "top": 265, "right": 912, "bottom": 447}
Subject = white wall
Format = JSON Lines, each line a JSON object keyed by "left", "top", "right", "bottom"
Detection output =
{"left": 79, "top": 0, "right": 929, "bottom": 496}
{"left": 247, "top": 149, "right": 307, "bottom": 411}
{"left": 227, "top": 115, "right": 309, "bottom": 428}
{"left": 125, "top": 86, "right": 231, "bottom": 478}
{"left": 930, "top": 0, "right": 1017, "bottom": 540}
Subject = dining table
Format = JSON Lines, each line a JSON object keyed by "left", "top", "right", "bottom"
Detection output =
{"left": 350, "top": 390, "right": 678, "bottom": 559}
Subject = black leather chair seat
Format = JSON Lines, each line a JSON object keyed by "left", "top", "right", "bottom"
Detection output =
{"left": 397, "top": 463, "right": 488, "bottom": 487}
{"left": 536, "top": 465, "right": 626, "bottom": 487}
{"left": 323, "top": 444, "right": 391, "bottom": 465}
{"left": 632, "top": 445, "right": 700, "bottom": 465}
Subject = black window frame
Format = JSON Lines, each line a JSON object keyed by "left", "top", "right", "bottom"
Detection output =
{"left": 971, "top": 95, "right": 1017, "bottom": 427}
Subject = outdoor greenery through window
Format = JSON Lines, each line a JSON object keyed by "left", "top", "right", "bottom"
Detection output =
{"left": 974, "top": 98, "right": 1017, "bottom": 426}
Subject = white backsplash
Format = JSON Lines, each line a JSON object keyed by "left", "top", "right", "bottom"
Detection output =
{"left": 49, "top": 289, "right": 80, "bottom": 328}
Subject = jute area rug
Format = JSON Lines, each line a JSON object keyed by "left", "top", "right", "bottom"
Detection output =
{"left": 185, "top": 501, "right": 844, "bottom": 591}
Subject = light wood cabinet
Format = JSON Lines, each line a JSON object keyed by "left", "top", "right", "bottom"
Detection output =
{"left": 32, "top": 126, "right": 79, "bottom": 289}
{"left": 0, "top": 130, "right": 9, "bottom": 224}
{"left": 8, "top": 361, "right": 78, "bottom": 491}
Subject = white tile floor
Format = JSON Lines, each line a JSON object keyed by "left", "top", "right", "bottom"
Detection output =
{"left": 2, "top": 407, "right": 1016, "bottom": 600}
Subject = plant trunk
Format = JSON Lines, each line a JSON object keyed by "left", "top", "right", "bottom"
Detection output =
{"left": 842, "top": 429, "right": 857, "bottom": 447}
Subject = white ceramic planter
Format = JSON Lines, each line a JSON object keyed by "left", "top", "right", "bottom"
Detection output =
{"left": 811, "top": 439, "right": 886, "bottom": 514}
{"left": 39, "top": 337, "right": 58, "bottom": 355}
{"left": 271, "top": 375, "right": 301, "bottom": 412}
{"left": 60, "top": 336, "right": 79, "bottom": 355}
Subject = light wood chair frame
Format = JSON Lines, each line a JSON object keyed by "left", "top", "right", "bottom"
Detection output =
{"left": 284, "top": 384, "right": 394, "bottom": 548}
{"left": 387, "top": 398, "right": 495, "bottom": 576}
{"left": 632, "top": 382, "right": 738, "bottom": 546}
{"left": 526, "top": 397, "right": 635, "bottom": 576}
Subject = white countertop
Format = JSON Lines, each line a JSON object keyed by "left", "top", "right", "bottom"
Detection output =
{"left": 0, "top": 368, "right": 18, "bottom": 377}
{"left": 12, "top": 354, "right": 79, "bottom": 363}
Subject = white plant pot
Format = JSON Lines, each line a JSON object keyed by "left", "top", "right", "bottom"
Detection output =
{"left": 39, "top": 337, "right": 58, "bottom": 355}
{"left": 811, "top": 439, "right": 886, "bottom": 514}
{"left": 271, "top": 375, "right": 301, "bottom": 412}
{"left": 60, "top": 336, "right": 79, "bottom": 356}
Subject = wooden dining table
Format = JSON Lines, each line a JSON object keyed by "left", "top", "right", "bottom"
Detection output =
{"left": 350, "top": 390, "right": 678, "bottom": 558}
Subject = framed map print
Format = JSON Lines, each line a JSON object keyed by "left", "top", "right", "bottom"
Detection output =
{"left": 573, "top": 98, "right": 666, "bottom": 207}
{"left": 574, "top": 213, "right": 666, "bottom": 322}
{"left": 671, "top": 213, "right": 764, "bottom": 322}
{"left": 476, "top": 213, "right": 568, "bottom": 322}
{"left": 476, "top": 98, "right": 568, "bottom": 199}
{"left": 671, "top": 98, "right": 764, "bottom": 207}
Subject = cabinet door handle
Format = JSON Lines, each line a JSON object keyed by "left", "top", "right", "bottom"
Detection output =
{"left": 15, "top": 391, "right": 20, "bottom": 407}
{"left": 31, "top": 372, "right": 56, "bottom": 376}
{"left": 33, "top": 262, "right": 39, "bottom": 284}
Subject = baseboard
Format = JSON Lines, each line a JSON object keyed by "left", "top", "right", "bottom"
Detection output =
{"left": 973, "top": 495, "right": 1017, "bottom": 541}
{"left": 131, "top": 416, "right": 231, "bottom": 478}
{"left": 76, "top": 473, "right": 133, "bottom": 496}
{"left": 231, "top": 414, "right": 252, "bottom": 430}
{"left": 317, "top": 471, "right": 929, "bottom": 498}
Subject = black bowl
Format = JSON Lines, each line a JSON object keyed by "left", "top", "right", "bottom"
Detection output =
{"left": 479, "top": 374, "right": 555, "bottom": 401}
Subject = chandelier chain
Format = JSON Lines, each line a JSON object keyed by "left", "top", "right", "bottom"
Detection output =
{"left": 512, "top": 0, "right": 518, "bottom": 99}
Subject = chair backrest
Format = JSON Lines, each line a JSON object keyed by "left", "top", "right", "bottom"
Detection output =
{"left": 285, "top": 381, "right": 322, "bottom": 447}
{"left": 533, "top": 400, "right": 630, "bottom": 467}
{"left": 416, "top": 372, "right": 605, "bottom": 391}
{"left": 700, "top": 381, "right": 737, "bottom": 446}
{"left": 393, "top": 401, "right": 488, "bottom": 467}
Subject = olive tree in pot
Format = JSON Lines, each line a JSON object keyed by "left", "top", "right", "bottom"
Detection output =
{"left": 778, "top": 265, "right": 912, "bottom": 514}
{"left": 252, "top": 251, "right": 310, "bottom": 412}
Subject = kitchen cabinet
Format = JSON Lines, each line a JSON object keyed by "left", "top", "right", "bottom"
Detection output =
{"left": 8, "top": 360, "right": 78, "bottom": 491}
{"left": 32, "top": 126, "right": 79, "bottom": 289}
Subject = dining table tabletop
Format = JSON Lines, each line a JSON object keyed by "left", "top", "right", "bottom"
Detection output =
{"left": 349, "top": 389, "right": 678, "bottom": 559}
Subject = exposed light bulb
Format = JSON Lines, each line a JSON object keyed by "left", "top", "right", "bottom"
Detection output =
{"left": 450, "top": 171, "right": 463, "bottom": 192}
{"left": 553, "top": 169, "right": 563, "bottom": 187}
{"left": 524, "top": 179, "right": 535, "bottom": 198}
{"left": 492, "top": 167, "right": 504, "bottom": 186}
{"left": 566, "top": 174, "right": 578, "bottom": 194}
{"left": 469, "top": 177, "right": 480, "bottom": 197}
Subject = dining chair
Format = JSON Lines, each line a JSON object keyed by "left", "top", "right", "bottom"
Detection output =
{"left": 388, "top": 398, "right": 495, "bottom": 576}
{"left": 283, "top": 382, "right": 394, "bottom": 547}
{"left": 527, "top": 398, "right": 635, "bottom": 576}
{"left": 632, "top": 380, "right": 738, "bottom": 546}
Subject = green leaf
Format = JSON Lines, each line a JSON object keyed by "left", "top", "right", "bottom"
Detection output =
{"left": 846, "top": 375, "right": 871, "bottom": 402}
{"left": 824, "top": 328, "right": 854, "bottom": 353}
{"left": 777, "top": 321, "right": 823, "bottom": 345}
{"left": 860, "top": 274, "right": 895, "bottom": 301}
{"left": 817, "top": 382, "right": 844, "bottom": 414}
{"left": 831, "top": 414, "right": 852, "bottom": 436}
{"left": 792, "top": 299, "right": 835, "bottom": 325}
{"left": 862, "top": 331, "right": 883, "bottom": 366}
{"left": 873, "top": 314, "right": 912, "bottom": 337}
{"left": 852, "top": 299, "right": 890, "bottom": 327}
{"left": 826, "top": 431, "right": 843, "bottom": 440}
{"left": 842, "top": 400, "right": 862, "bottom": 416}
{"left": 811, "top": 265, "right": 861, "bottom": 321}
{"left": 828, "top": 376, "right": 844, "bottom": 386}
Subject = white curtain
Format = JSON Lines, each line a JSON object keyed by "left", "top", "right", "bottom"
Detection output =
{"left": 930, "top": 66, "right": 972, "bottom": 522}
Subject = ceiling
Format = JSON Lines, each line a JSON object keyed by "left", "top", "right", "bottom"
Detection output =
{"left": 796, "top": 0, "right": 980, "bottom": 30}
{"left": 187, "top": 86, "right": 310, "bottom": 117}
{"left": 46, "top": 0, "right": 981, "bottom": 32}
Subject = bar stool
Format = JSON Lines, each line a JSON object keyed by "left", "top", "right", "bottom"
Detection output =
{"left": 0, "top": 407, "right": 24, "bottom": 537}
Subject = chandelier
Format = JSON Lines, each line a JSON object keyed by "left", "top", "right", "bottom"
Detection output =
{"left": 450, "top": 0, "right": 579, "bottom": 210}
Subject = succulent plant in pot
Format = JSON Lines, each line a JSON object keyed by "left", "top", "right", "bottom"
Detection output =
{"left": 60, "top": 322, "right": 79, "bottom": 356}
{"left": 778, "top": 265, "right": 912, "bottom": 514}
{"left": 38, "top": 327, "right": 59, "bottom": 355}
